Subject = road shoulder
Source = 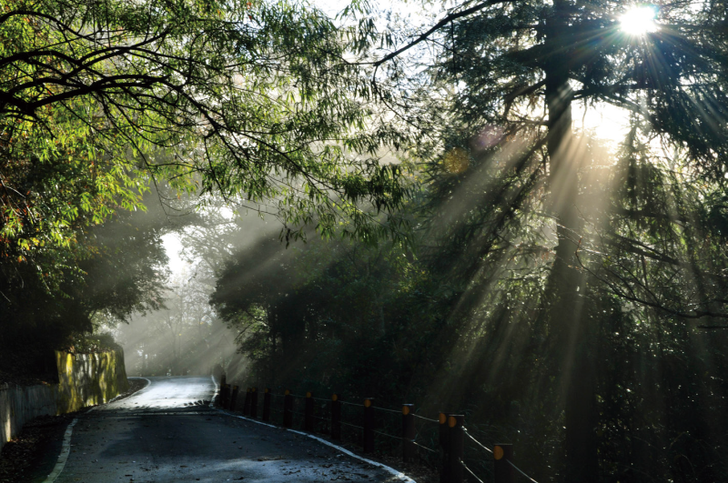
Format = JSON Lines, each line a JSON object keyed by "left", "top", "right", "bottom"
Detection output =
{"left": 0, "top": 378, "right": 148, "bottom": 483}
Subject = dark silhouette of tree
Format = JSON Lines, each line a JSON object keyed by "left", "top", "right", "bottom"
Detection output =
{"left": 364, "top": 1, "right": 728, "bottom": 480}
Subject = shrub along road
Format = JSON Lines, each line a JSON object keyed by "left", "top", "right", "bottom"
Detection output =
{"left": 46, "top": 376, "right": 409, "bottom": 482}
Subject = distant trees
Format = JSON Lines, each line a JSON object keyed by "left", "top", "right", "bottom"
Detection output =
{"left": 209, "top": 230, "right": 449, "bottom": 396}
{"left": 116, "top": 277, "right": 238, "bottom": 377}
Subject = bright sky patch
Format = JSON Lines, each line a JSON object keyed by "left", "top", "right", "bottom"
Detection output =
{"left": 619, "top": 5, "right": 659, "bottom": 35}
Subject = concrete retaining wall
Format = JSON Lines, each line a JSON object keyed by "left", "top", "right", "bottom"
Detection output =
{"left": 0, "top": 349, "right": 128, "bottom": 451}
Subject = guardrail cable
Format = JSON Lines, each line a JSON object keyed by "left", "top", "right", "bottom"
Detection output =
{"left": 461, "top": 460, "right": 486, "bottom": 483}
{"left": 463, "top": 428, "right": 493, "bottom": 454}
{"left": 228, "top": 388, "right": 540, "bottom": 483}
{"left": 412, "top": 414, "right": 439, "bottom": 423}
{"left": 341, "top": 401, "right": 365, "bottom": 408}
{"left": 507, "top": 459, "right": 539, "bottom": 483}
{"left": 375, "top": 406, "right": 402, "bottom": 415}
{"left": 412, "top": 440, "right": 438, "bottom": 454}
{"left": 340, "top": 420, "right": 364, "bottom": 430}
{"left": 373, "top": 429, "right": 400, "bottom": 440}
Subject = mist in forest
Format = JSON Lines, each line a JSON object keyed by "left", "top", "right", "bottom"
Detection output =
{"left": 113, "top": 206, "right": 282, "bottom": 381}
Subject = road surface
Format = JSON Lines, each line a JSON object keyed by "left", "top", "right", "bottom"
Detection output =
{"left": 49, "top": 376, "right": 410, "bottom": 482}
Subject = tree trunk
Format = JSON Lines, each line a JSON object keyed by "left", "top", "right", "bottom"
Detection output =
{"left": 544, "top": 2, "right": 599, "bottom": 481}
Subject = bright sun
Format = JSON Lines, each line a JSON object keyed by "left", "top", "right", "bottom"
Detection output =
{"left": 619, "top": 5, "right": 659, "bottom": 35}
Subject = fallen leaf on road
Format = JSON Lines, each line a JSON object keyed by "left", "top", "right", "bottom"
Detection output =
{"left": 256, "top": 456, "right": 283, "bottom": 461}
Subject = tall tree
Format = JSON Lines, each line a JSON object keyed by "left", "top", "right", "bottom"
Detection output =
{"left": 366, "top": 0, "right": 728, "bottom": 480}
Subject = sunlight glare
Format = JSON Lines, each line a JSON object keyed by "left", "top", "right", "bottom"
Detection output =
{"left": 162, "top": 233, "right": 187, "bottom": 275}
{"left": 619, "top": 5, "right": 658, "bottom": 35}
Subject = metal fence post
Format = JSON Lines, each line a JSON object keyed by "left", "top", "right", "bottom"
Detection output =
{"left": 283, "top": 389, "right": 293, "bottom": 428}
{"left": 263, "top": 388, "right": 271, "bottom": 422}
{"left": 439, "top": 413, "right": 449, "bottom": 483}
{"left": 363, "top": 398, "right": 375, "bottom": 453}
{"left": 305, "top": 392, "right": 314, "bottom": 432}
{"left": 402, "top": 404, "right": 415, "bottom": 463}
{"left": 331, "top": 394, "right": 341, "bottom": 440}
{"left": 447, "top": 415, "right": 464, "bottom": 483}
{"left": 494, "top": 443, "right": 515, "bottom": 483}
{"left": 250, "top": 387, "right": 258, "bottom": 418}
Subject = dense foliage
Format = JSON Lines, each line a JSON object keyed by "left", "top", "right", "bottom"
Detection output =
{"left": 0, "top": 0, "right": 410, "bottom": 375}
{"left": 211, "top": 1, "right": 728, "bottom": 482}
{"left": 0, "top": 203, "right": 168, "bottom": 380}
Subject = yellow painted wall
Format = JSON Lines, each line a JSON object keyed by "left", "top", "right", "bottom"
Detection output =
{"left": 55, "top": 349, "right": 130, "bottom": 413}
{"left": 1, "top": 349, "right": 128, "bottom": 450}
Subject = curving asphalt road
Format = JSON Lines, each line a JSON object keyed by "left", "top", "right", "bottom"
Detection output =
{"left": 49, "top": 376, "right": 410, "bottom": 483}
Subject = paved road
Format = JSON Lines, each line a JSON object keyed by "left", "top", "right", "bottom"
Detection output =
{"left": 51, "top": 376, "right": 408, "bottom": 483}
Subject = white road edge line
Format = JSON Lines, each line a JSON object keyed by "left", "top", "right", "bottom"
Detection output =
{"left": 41, "top": 417, "right": 77, "bottom": 483}
{"left": 42, "top": 376, "right": 152, "bottom": 483}
{"left": 210, "top": 376, "right": 416, "bottom": 483}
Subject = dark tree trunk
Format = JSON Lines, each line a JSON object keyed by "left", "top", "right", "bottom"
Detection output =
{"left": 543, "top": 2, "right": 599, "bottom": 481}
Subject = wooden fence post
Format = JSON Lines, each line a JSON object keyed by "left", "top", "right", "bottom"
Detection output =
{"left": 331, "top": 394, "right": 341, "bottom": 440}
{"left": 447, "top": 415, "right": 464, "bottom": 483}
{"left": 243, "top": 387, "right": 251, "bottom": 415}
{"left": 230, "top": 385, "right": 239, "bottom": 411}
{"left": 263, "top": 388, "right": 271, "bottom": 422}
{"left": 305, "top": 392, "right": 314, "bottom": 432}
{"left": 283, "top": 389, "right": 293, "bottom": 428}
{"left": 402, "top": 404, "right": 415, "bottom": 463}
{"left": 363, "top": 398, "right": 375, "bottom": 453}
{"left": 221, "top": 384, "right": 230, "bottom": 409}
{"left": 439, "top": 413, "right": 449, "bottom": 483}
{"left": 250, "top": 387, "right": 258, "bottom": 418}
{"left": 494, "top": 444, "right": 515, "bottom": 483}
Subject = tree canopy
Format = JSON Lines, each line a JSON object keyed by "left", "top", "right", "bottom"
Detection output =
{"left": 211, "top": 2, "right": 728, "bottom": 482}
{"left": 0, "top": 0, "right": 413, "bottom": 369}
{"left": 370, "top": 1, "right": 728, "bottom": 480}
{"left": 0, "top": 0, "right": 410, "bottom": 270}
